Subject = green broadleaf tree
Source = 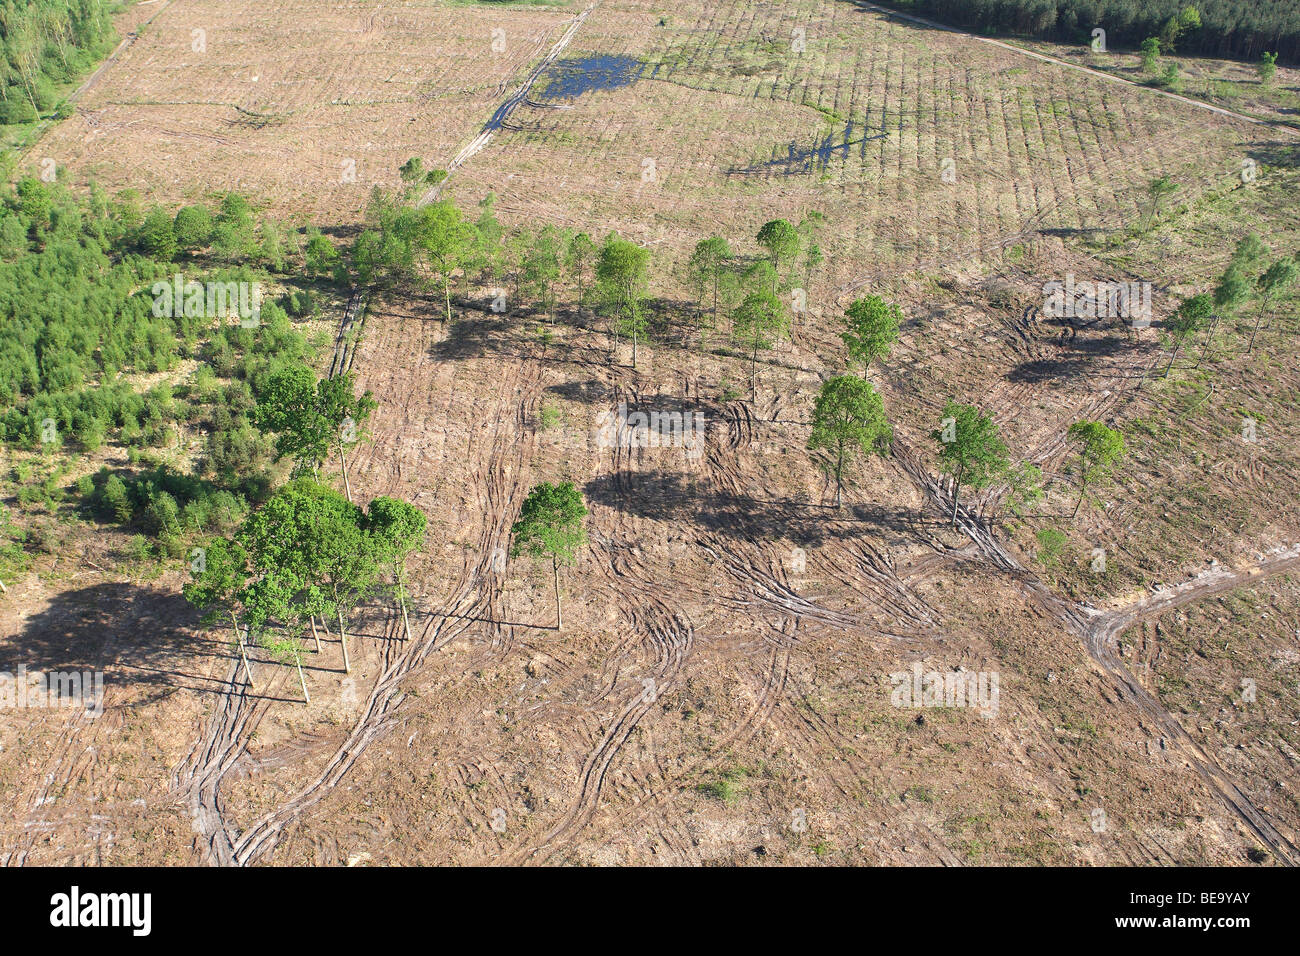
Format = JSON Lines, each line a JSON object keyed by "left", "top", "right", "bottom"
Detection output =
{"left": 566, "top": 230, "right": 597, "bottom": 319}
{"left": 733, "top": 289, "right": 790, "bottom": 400}
{"left": 365, "top": 496, "right": 427, "bottom": 642}
{"left": 240, "top": 478, "right": 379, "bottom": 674}
{"left": 183, "top": 537, "right": 255, "bottom": 689}
{"left": 1259, "top": 52, "right": 1279, "bottom": 86}
{"left": 1251, "top": 257, "right": 1298, "bottom": 352}
{"left": 413, "top": 199, "right": 475, "bottom": 322}
{"left": 1200, "top": 261, "right": 1252, "bottom": 367}
{"left": 688, "top": 236, "right": 733, "bottom": 335}
{"left": 242, "top": 567, "right": 311, "bottom": 701}
{"left": 1065, "top": 421, "right": 1126, "bottom": 518}
{"left": 595, "top": 235, "right": 650, "bottom": 367}
{"left": 253, "top": 367, "right": 375, "bottom": 501}
{"left": 841, "top": 295, "right": 901, "bottom": 376}
{"left": 1164, "top": 293, "right": 1212, "bottom": 376}
{"left": 510, "top": 481, "right": 588, "bottom": 631}
{"left": 930, "top": 402, "right": 1009, "bottom": 527}
{"left": 524, "top": 224, "right": 564, "bottom": 324}
{"left": 807, "top": 376, "right": 893, "bottom": 508}
{"left": 1144, "top": 174, "right": 1175, "bottom": 230}
{"left": 756, "top": 219, "right": 799, "bottom": 290}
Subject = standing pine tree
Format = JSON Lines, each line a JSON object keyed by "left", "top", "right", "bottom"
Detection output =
{"left": 841, "top": 295, "right": 901, "bottom": 377}
{"left": 510, "top": 482, "right": 588, "bottom": 631}
{"left": 807, "top": 376, "right": 893, "bottom": 508}
{"left": 931, "top": 402, "right": 1009, "bottom": 527}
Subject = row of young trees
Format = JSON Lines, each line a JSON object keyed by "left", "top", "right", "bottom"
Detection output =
{"left": 803, "top": 230, "right": 1295, "bottom": 527}
{"left": 176, "top": 162, "right": 1286, "bottom": 695}
{"left": 1164, "top": 232, "right": 1298, "bottom": 374}
{"left": 341, "top": 171, "right": 824, "bottom": 383}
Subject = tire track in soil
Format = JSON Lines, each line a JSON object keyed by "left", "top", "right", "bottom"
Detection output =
{"left": 231, "top": 359, "right": 544, "bottom": 865}
{"left": 175, "top": 296, "right": 540, "bottom": 864}
{"left": 6, "top": 703, "right": 125, "bottom": 866}
{"left": 171, "top": 662, "right": 269, "bottom": 866}
{"left": 173, "top": 288, "right": 377, "bottom": 864}
{"left": 501, "top": 409, "right": 696, "bottom": 863}
{"left": 527, "top": 373, "right": 943, "bottom": 862}
{"left": 496, "top": 375, "right": 832, "bottom": 862}
{"left": 891, "top": 428, "right": 1300, "bottom": 864}
{"left": 417, "top": 3, "right": 599, "bottom": 205}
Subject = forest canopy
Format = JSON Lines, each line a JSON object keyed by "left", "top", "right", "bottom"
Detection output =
{"left": 880, "top": 0, "right": 1300, "bottom": 63}
{"left": 0, "top": 174, "right": 330, "bottom": 561}
{"left": 0, "top": 0, "right": 117, "bottom": 125}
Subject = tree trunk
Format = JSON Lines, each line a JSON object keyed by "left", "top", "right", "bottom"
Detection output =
{"left": 310, "top": 615, "right": 321, "bottom": 653}
{"left": 552, "top": 556, "right": 562, "bottom": 631}
{"left": 231, "top": 614, "right": 255, "bottom": 689}
{"left": 1164, "top": 342, "right": 1180, "bottom": 377}
{"left": 1073, "top": 479, "right": 1088, "bottom": 519}
{"left": 950, "top": 465, "right": 963, "bottom": 527}
{"left": 339, "top": 441, "right": 353, "bottom": 503}
{"left": 337, "top": 608, "right": 351, "bottom": 673}
{"left": 1248, "top": 307, "right": 1265, "bottom": 352}
{"left": 834, "top": 447, "right": 844, "bottom": 509}
{"left": 396, "top": 564, "right": 412, "bottom": 641}
{"left": 443, "top": 273, "right": 452, "bottom": 323}
{"left": 1194, "top": 317, "right": 1218, "bottom": 369}
{"left": 295, "top": 652, "right": 310, "bottom": 704}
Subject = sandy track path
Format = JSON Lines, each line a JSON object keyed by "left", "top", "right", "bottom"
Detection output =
{"left": 852, "top": 1, "right": 1300, "bottom": 137}
{"left": 418, "top": 3, "right": 599, "bottom": 204}
{"left": 230, "top": 353, "right": 544, "bottom": 865}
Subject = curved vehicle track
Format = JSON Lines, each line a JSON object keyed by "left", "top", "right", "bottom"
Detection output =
{"left": 892, "top": 430, "right": 1300, "bottom": 864}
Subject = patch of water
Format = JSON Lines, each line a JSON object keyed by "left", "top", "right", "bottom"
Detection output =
{"left": 539, "top": 54, "right": 645, "bottom": 100}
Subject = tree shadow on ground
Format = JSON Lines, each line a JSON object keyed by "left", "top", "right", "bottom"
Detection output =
{"left": 4, "top": 583, "right": 235, "bottom": 698}
{"left": 584, "top": 470, "right": 919, "bottom": 548}
{"left": 1008, "top": 333, "right": 1135, "bottom": 383}
{"left": 1247, "top": 141, "right": 1300, "bottom": 169}
{"left": 546, "top": 378, "right": 612, "bottom": 404}
{"left": 430, "top": 311, "right": 600, "bottom": 366}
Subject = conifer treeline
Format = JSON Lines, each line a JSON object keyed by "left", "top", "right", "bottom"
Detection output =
{"left": 879, "top": 0, "right": 1300, "bottom": 63}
